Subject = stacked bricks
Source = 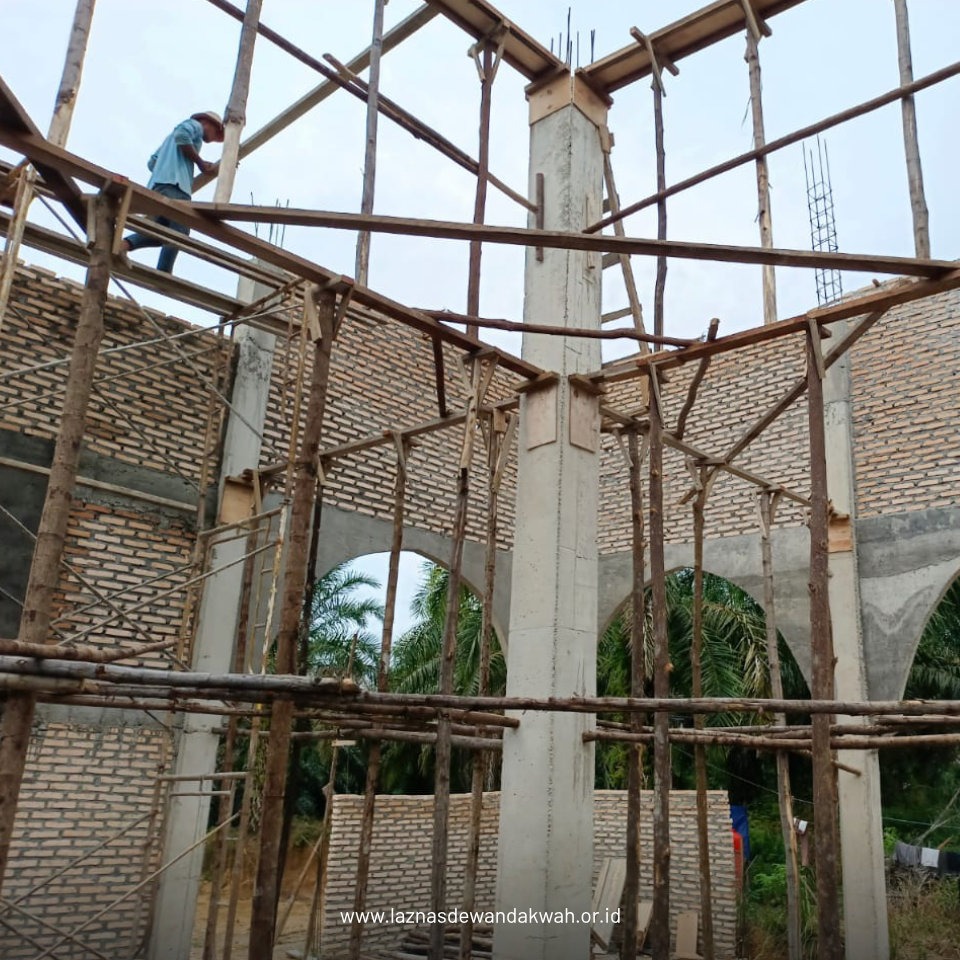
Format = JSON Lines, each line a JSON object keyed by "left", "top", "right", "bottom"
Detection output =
{"left": 323, "top": 790, "right": 738, "bottom": 958}
{"left": 0, "top": 722, "right": 171, "bottom": 960}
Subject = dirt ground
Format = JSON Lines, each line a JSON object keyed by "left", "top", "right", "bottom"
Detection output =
{"left": 188, "top": 847, "right": 322, "bottom": 960}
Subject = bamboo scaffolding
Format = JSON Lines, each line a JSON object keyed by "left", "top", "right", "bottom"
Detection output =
{"left": 806, "top": 325, "right": 842, "bottom": 960}
{"left": 466, "top": 42, "right": 497, "bottom": 337}
{"left": 893, "top": 0, "right": 930, "bottom": 259}
{"left": 355, "top": 0, "right": 385, "bottom": 286}
{"left": 690, "top": 465, "right": 715, "bottom": 960}
{"left": 647, "top": 367, "right": 670, "bottom": 960}
{"left": 431, "top": 359, "right": 484, "bottom": 960}
{"left": 620, "top": 427, "right": 647, "bottom": 960}
{"left": 585, "top": 58, "right": 960, "bottom": 235}
{"left": 215, "top": 0, "right": 263, "bottom": 204}
{"left": 0, "top": 0, "right": 95, "bottom": 333}
{"left": 652, "top": 85, "right": 668, "bottom": 340}
{"left": 350, "top": 441, "right": 408, "bottom": 959}
{"left": 757, "top": 489, "right": 801, "bottom": 960}
{"left": 0, "top": 190, "right": 116, "bottom": 892}
{"left": 460, "top": 409, "right": 513, "bottom": 960}
{"left": 744, "top": 30, "right": 777, "bottom": 324}
{"left": 248, "top": 288, "right": 337, "bottom": 957}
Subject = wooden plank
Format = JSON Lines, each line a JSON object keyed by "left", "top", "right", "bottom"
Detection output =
{"left": 590, "top": 857, "right": 626, "bottom": 949}
{"left": 190, "top": 201, "right": 957, "bottom": 279}
{"left": 0, "top": 210, "right": 247, "bottom": 317}
{"left": 581, "top": 0, "right": 809, "bottom": 94}
{"left": 674, "top": 910, "right": 702, "bottom": 960}
{"left": 637, "top": 900, "right": 653, "bottom": 952}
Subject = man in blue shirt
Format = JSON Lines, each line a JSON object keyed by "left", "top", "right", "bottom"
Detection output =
{"left": 120, "top": 111, "right": 224, "bottom": 273}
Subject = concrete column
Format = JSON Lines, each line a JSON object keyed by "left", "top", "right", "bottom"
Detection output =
{"left": 148, "top": 279, "right": 276, "bottom": 960}
{"left": 823, "top": 335, "right": 890, "bottom": 960}
{"left": 493, "top": 76, "right": 606, "bottom": 960}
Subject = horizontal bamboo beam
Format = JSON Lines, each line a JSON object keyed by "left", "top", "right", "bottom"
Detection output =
{"left": 191, "top": 201, "right": 956, "bottom": 278}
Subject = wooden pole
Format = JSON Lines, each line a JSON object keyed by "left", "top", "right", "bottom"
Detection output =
{"left": 758, "top": 490, "right": 801, "bottom": 960}
{"left": 744, "top": 32, "right": 778, "bottom": 324}
{"left": 355, "top": 0, "right": 386, "bottom": 286}
{"left": 247, "top": 288, "right": 336, "bottom": 959}
{"left": 892, "top": 0, "right": 931, "bottom": 259}
{"left": 806, "top": 327, "right": 843, "bottom": 960}
{"left": 691, "top": 467, "right": 715, "bottom": 960}
{"left": 466, "top": 43, "right": 494, "bottom": 337}
{"left": 460, "top": 412, "right": 511, "bottom": 960}
{"left": 431, "top": 364, "right": 481, "bottom": 960}
{"left": 648, "top": 369, "right": 671, "bottom": 959}
{"left": 0, "top": 189, "right": 115, "bottom": 891}
{"left": 349, "top": 442, "right": 407, "bottom": 959}
{"left": 601, "top": 150, "right": 649, "bottom": 345}
{"left": 214, "top": 0, "right": 263, "bottom": 204}
{"left": 0, "top": 0, "right": 95, "bottom": 332}
{"left": 652, "top": 86, "right": 667, "bottom": 340}
{"left": 621, "top": 428, "right": 647, "bottom": 960}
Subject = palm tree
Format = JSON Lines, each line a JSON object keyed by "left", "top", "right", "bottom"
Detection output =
{"left": 381, "top": 563, "right": 506, "bottom": 793}
{"left": 305, "top": 561, "right": 384, "bottom": 687}
{"left": 595, "top": 569, "right": 809, "bottom": 789}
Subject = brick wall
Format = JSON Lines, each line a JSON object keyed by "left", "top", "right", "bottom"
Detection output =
{"left": 0, "top": 721, "right": 170, "bottom": 960}
{"left": 323, "top": 790, "right": 738, "bottom": 958}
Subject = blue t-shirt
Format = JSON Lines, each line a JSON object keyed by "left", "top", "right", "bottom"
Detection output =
{"left": 147, "top": 118, "right": 203, "bottom": 194}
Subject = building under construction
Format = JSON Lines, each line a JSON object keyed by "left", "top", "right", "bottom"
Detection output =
{"left": 0, "top": 1, "right": 958, "bottom": 959}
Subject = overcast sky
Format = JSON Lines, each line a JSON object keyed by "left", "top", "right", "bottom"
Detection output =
{"left": 3, "top": 0, "right": 957, "bottom": 638}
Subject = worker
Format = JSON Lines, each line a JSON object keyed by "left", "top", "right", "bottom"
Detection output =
{"left": 119, "top": 111, "right": 224, "bottom": 274}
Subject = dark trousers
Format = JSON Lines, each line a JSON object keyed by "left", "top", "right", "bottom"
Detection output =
{"left": 124, "top": 182, "right": 190, "bottom": 273}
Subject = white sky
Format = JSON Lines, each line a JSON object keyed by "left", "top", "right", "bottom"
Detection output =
{"left": 3, "top": 0, "right": 958, "bottom": 636}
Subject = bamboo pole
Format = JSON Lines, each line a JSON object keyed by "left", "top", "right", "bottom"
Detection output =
{"left": 744, "top": 31, "right": 778, "bottom": 324}
{"left": 691, "top": 467, "right": 714, "bottom": 960}
{"left": 652, "top": 87, "right": 667, "bottom": 340}
{"left": 0, "top": 190, "right": 115, "bottom": 892}
{"left": 648, "top": 369, "right": 670, "bottom": 959}
{"left": 248, "top": 288, "right": 336, "bottom": 958}
{"left": 621, "top": 428, "right": 647, "bottom": 960}
{"left": 431, "top": 363, "right": 482, "bottom": 960}
{"left": 758, "top": 490, "right": 802, "bottom": 960}
{"left": 355, "top": 0, "right": 385, "bottom": 285}
{"left": 585, "top": 58, "right": 960, "bottom": 236}
{"left": 0, "top": 0, "right": 95, "bottom": 333}
{"left": 466, "top": 43, "right": 494, "bottom": 337}
{"left": 214, "top": 0, "right": 263, "bottom": 204}
{"left": 892, "top": 0, "right": 930, "bottom": 259}
{"left": 349, "top": 441, "right": 407, "bottom": 959}
{"left": 460, "top": 411, "right": 511, "bottom": 960}
{"left": 806, "top": 327, "right": 842, "bottom": 960}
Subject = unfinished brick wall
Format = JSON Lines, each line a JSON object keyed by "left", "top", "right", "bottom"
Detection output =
{"left": 0, "top": 721, "right": 170, "bottom": 960}
{"left": 323, "top": 790, "right": 738, "bottom": 958}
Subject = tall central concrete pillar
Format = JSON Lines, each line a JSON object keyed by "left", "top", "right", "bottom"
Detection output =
{"left": 823, "top": 333, "right": 890, "bottom": 960}
{"left": 492, "top": 75, "right": 607, "bottom": 960}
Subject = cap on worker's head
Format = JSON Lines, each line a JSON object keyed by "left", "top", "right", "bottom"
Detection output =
{"left": 191, "top": 110, "right": 225, "bottom": 142}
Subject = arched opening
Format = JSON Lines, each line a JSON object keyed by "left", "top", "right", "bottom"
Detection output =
{"left": 881, "top": 574, "right": 960, "bottom": 956}
{"left": 596, "top": 568, "right": 813, "bottom": 956}
{"left": 304, "top": 551, "right": 505, "bottom": 799}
